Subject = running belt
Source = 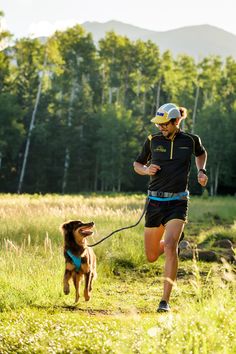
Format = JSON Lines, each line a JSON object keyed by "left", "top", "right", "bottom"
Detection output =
{"left": 148, "top": 190, "right": 189, "bottom": 202}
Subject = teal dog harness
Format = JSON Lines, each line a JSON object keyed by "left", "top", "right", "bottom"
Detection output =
{"left": 66, "top": 250, "right": 81, "bottom": 271}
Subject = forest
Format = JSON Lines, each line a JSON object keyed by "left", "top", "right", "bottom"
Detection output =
{"left": 0, "top": 11, "right": 236, "bottom": 195}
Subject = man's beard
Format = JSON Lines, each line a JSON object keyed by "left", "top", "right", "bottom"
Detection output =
{"left": 161, "top": 130, "right": 171, "bottom": 138}
{"left": 161, "top": 127, "right": 178, "bottom": 139}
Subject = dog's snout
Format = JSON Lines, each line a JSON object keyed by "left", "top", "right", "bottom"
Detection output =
{"left": 83, "top": 221, "right": 94, "bottom": 228}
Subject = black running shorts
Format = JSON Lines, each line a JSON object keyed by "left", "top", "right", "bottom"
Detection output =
{"left": 145, "top": 199, "right": 188, "bottom": 227}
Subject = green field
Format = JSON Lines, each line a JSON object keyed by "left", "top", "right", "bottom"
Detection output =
{"left": 0, "top": 194, "right": 236, "bottom": 353}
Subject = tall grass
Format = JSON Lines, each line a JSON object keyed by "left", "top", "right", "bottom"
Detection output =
{"left": 0, "top": 194, "right": 236, "bottom": 353}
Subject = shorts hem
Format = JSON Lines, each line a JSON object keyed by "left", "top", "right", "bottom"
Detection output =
{"left": 144, "top": 224, "right": 162, "bottom": 228}
{"left": 164, "top": 217, "right": 187, "bottom": 226}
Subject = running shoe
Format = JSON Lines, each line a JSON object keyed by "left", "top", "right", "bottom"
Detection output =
{"left": 157, "top": 300, "right": 170, "bottom": 312}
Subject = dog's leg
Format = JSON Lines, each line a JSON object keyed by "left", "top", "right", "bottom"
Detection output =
{"left": 84, "top": 257, "right": 97, "bottom": 300}
{"left": 73, "top": 273, "right": 80, "bottom": 303}
{"left": 63, "top": 269, "right": 72, "bottom": 295}
{"left": 73, "top": 273, "right": 83, "bottom": 303}
{"left": 88, "top": 257, "right": 97, "bottom": 293}
{"left": 84, "top": 272, "right": 92, "bottom": 301}
{"left": 90, "top": 272, "right": 96, "bottom": 291}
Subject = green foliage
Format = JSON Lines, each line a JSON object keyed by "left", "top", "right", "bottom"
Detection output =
{"left": 0, "top": 93, "right": 25, "bottom": 156}
{"left": 94, "top": 105, "right": 139, "bottom": 191}
{"left": 196, "top": 99, "right": 236, "bottom": 195}
{"left": 0, "top": 17, "right": 236, "bottom": 194}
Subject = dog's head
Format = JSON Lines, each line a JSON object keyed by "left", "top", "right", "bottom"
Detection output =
{"left": 60, "top": 220, "right": 94, "bottom": 247}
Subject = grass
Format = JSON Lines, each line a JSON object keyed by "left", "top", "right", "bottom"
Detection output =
{"left": 0, "top": 193, "right": 236, "bottom": 353}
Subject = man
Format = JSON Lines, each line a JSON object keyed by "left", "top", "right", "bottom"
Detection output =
{"left": 133, "top": 103, "right": 208, "bottom": 312}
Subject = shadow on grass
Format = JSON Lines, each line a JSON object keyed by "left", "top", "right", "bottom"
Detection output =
{"left": 30, "top": 304, "right": 157, "bottom": 316}
{"left": 31, "top": 304, "right": 113, "bottom": 315}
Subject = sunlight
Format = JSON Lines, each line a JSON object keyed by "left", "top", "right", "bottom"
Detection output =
{"left": 28, "top": 19, "right": 78, "bottom": 38}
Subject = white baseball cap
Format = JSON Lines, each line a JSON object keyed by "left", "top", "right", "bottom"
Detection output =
{"left": 151, "top": 103, "right": 180, "bottom": 124}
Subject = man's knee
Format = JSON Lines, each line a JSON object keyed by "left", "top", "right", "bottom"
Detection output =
{"left": 146, "top": 252, "right": 159, "bottom": 263}
{"left": 164, "top": 240, "right": 178, "bottom": 255}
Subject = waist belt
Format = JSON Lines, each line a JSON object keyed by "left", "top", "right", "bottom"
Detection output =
{"left": 148, "top": 190, "right": 189, "bottom": 202}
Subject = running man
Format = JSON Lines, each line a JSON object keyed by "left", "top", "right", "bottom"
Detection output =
{"left": 133, "top": 103, "right": 208, "bottom": 312}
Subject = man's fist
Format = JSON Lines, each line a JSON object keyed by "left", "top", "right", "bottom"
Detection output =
{"left": 198, "top": 171, "right": 208, "bottom": 187}
{"left": 146, "top": 164, "right": 161, "bottom": 176}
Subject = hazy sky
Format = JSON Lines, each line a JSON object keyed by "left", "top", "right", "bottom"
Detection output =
{"left": 1, "top": 0, "right": 236, "bottom": 38}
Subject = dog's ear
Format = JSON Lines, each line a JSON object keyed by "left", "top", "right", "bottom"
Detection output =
{"left": 59, "top": 220, "right": 82, "bottom": 234}
{"left": 60, "top": 220, "right": 74, "bottom": 234}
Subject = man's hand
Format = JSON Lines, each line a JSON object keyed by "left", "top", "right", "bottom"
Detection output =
{"left": 133, "top": 162, "right": 161, "bottom": 176}
{"left": 146, "top": 164, "right": 161, "bottom": 176}
{"left": 198, "top": 171, "right": 208, "bottom": 187}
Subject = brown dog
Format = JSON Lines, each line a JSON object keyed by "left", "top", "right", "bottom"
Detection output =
{"left": 60, "top": 220, "right": 97, "bottom": 303}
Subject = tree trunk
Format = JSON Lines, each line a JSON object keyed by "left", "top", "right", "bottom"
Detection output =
{"left": 192, "top": 85, "right": 200, "bottom": 134}
{"left": 117, "top": 175, "right": 121, "bottom": 192}
{"left": 101, "top": 65, "right": 106, "bottom": 105}
{"left": 108, "top": 87, "right": 112, "bottom": 104}
{"left": 143, "top": 91, "right": 146, "bottom": 115}
{"left": 156, "top": 79, "right": 161, "bottom": 109}
{"left": 17, "top": 56, "right": 47, "bottom": 193}
{"left": 214, "top": 162, "right": 220, "bottom": 196}
{"left": 62, "top": 80, "right": 76, "bottom": 194}
{"left": 93, "top": 158, "right": 98, "bottom": 192}
{"left": 210, "top": 167, "right": 214, "bottom": 196}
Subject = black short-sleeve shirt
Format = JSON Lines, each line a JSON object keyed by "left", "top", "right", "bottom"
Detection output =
{"left": 135, "top": 130, "right": 205, "bottom": 192}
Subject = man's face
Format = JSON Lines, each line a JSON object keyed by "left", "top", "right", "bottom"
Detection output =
{"left": 156, "top": 120, "right": 177, "bottom": 138}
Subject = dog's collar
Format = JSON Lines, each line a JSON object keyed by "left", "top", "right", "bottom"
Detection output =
{"left": 66, "top": 250, "right": 81, "bottom": 271}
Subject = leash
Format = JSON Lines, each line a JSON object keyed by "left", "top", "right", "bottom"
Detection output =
{"left": 88, "top": 198, "right": 149, "bottom": 247}
{"left": 87, "top": 191, "right": 188, "bottom": 247}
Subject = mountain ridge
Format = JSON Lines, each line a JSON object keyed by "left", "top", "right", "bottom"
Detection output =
{"left": 81, "top": 20, "right": 236, "bottom": 60}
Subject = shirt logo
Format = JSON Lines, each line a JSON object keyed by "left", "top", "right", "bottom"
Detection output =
{"left": 178, "top": 147, "right": 190, "bottom": 149}
{"left": 155, "top": 145, "right": 166, "bottom": 153}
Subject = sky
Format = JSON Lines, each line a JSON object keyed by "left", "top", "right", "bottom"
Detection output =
{"left": 1, "top": 0, "right": 236, "bottom": 39}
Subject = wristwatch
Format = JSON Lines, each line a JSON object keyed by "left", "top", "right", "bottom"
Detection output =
{"left": 198, "top": 168, "right": 207, "bottom": 174}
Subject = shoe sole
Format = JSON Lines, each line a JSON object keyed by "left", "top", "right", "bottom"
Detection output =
{"left": 157, "top": 308, "right": 170, "bottom": 313}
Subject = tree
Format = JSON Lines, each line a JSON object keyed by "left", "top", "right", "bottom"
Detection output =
{"left": 49, "top": 25, "right": 100, "bottom": 193}
{"left": 94, "top": 104, "right": 138, "bottom": 191}
{"left": 0, "top": 94, "right": 24, "bottom": 191}
{"left": 99, "top": 32, "right": 137, "bottom": 107}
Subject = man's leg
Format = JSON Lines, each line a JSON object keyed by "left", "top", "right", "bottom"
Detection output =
{"left": 161, "top": 219, "right": 185, "bottom": 302}
{"left": 144, "top": 225, "right": 165, "bottom": 262}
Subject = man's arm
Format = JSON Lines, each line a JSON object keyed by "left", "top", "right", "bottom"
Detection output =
{"left": 195, "top": 151, "right": 208, "bottom": 187}
{"left": 133, "top": 161, "right": 161, "bottom": 176}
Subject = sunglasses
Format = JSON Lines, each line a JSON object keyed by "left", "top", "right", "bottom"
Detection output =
{"left": 155, "top": 121, "right": 172, "bottom": 128}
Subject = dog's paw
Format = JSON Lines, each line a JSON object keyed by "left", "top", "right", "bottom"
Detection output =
{"left": 84, "top": 290, "right": 91, "bottom": 301}
{"left": 64, "top": 284, "right": 70, "bottom": 295}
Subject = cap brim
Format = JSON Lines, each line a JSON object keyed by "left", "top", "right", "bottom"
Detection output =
{"left": 151, "top": 116, "right": 172, "bottom": 124}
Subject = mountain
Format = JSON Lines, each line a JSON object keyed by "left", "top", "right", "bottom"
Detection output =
{"left": 81, "top": 20, "right": 236, "bottom": 60}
